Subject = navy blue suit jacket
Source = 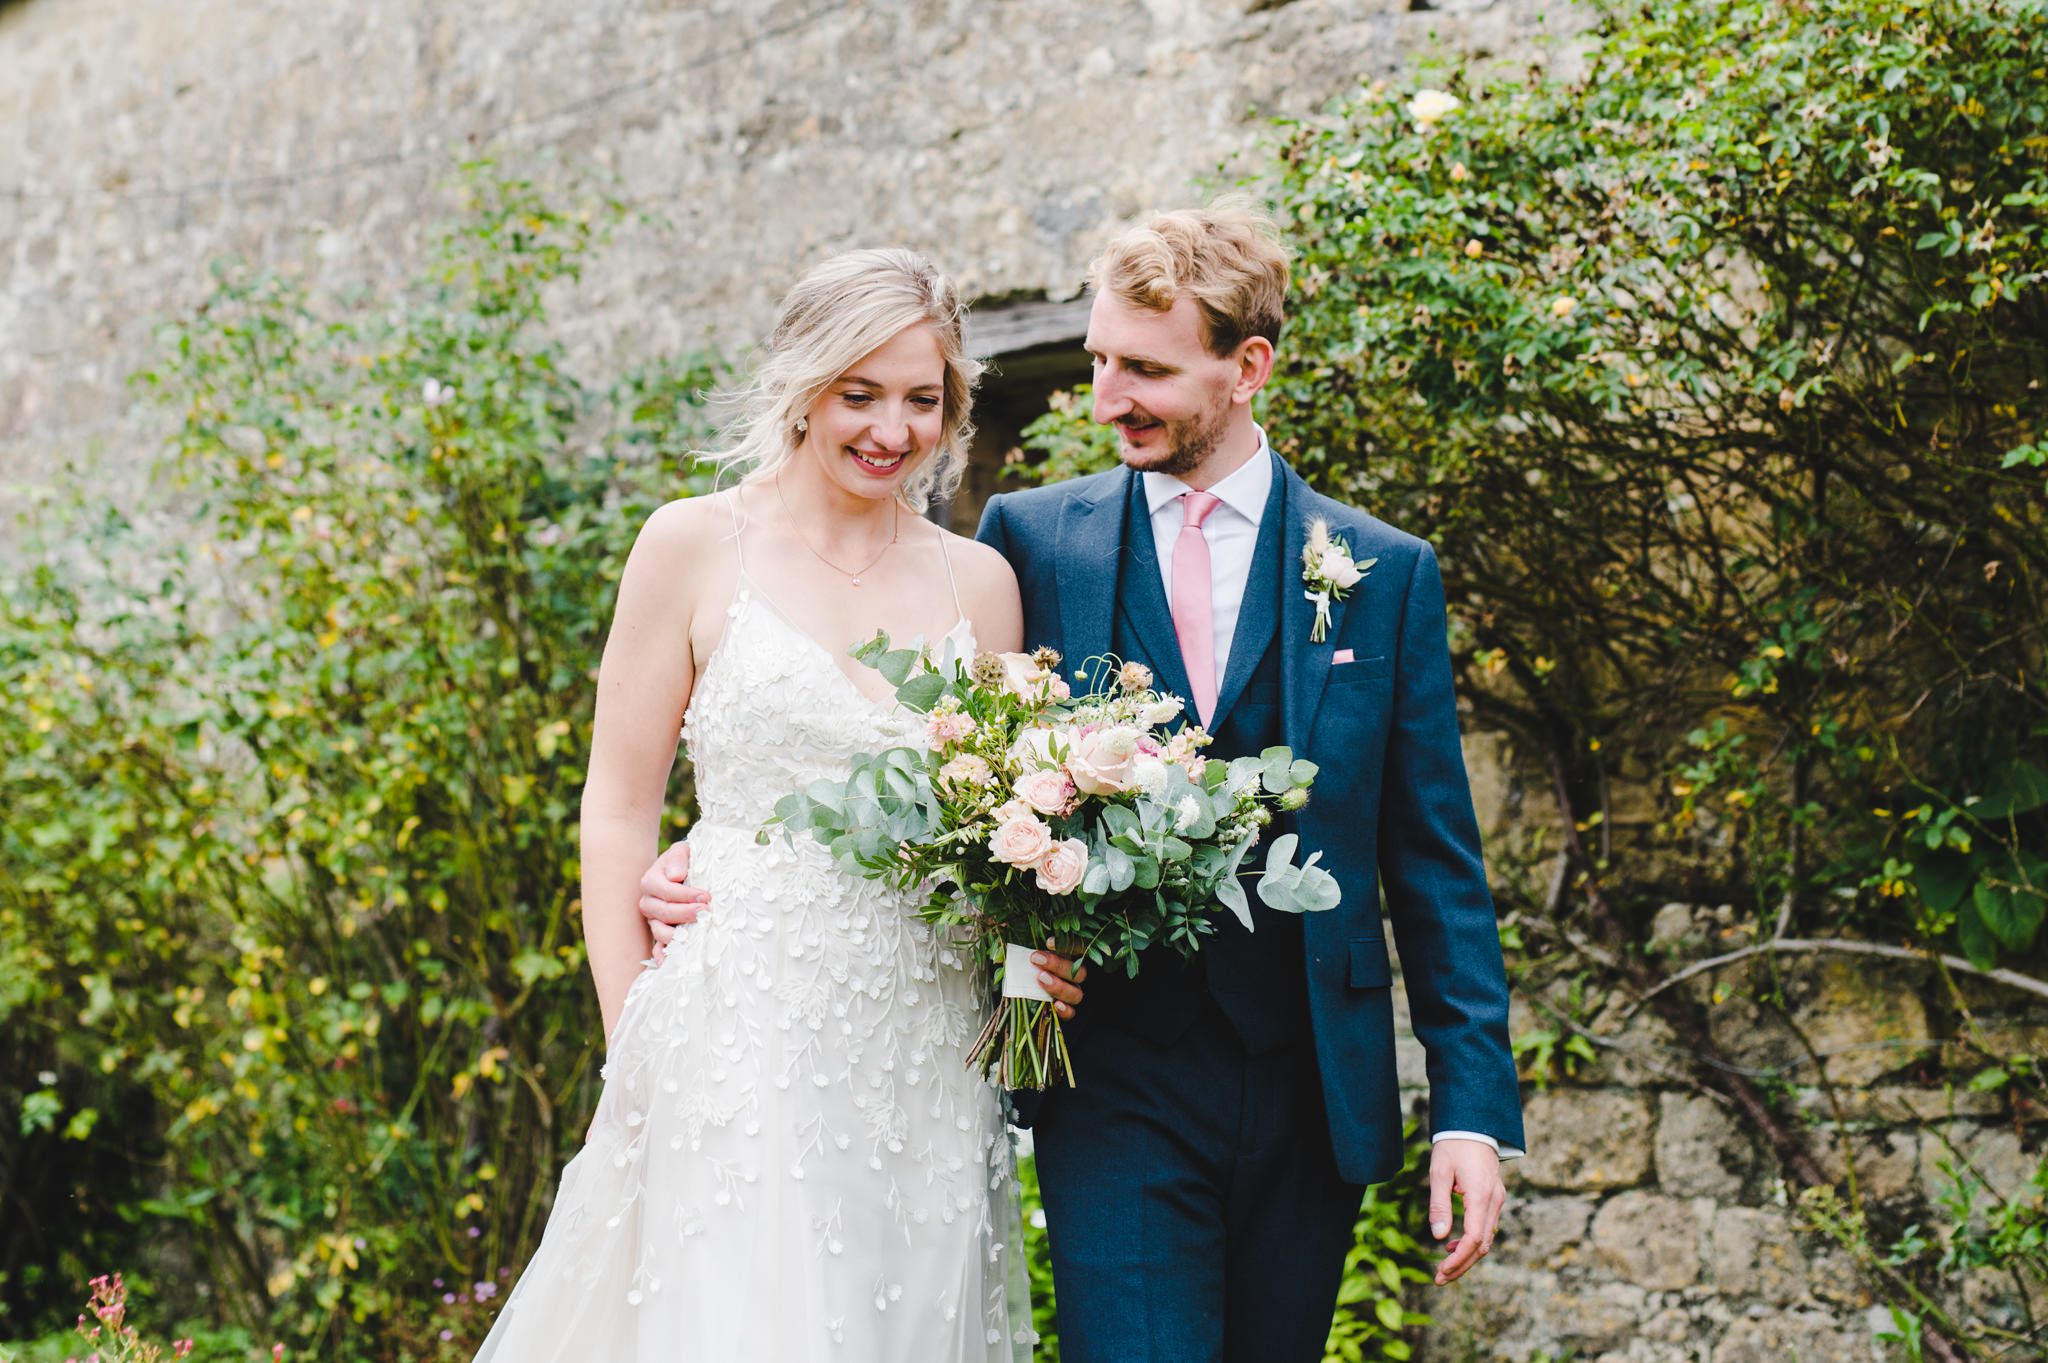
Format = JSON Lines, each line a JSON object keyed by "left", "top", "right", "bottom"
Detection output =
{"left": 977, "top": 455, "right": 1524, "bottom": 1185}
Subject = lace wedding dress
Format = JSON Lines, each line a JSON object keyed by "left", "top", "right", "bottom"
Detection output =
{"left": 475, "top": 531, "right": 1032, "bottom": 1361}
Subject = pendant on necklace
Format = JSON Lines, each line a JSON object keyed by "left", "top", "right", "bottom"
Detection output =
{"left": 850, "top": 577, "right": 861, "bottom": 586}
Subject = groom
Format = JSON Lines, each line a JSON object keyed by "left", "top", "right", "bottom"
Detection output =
{"left": 973, "top": 204, "right": 1524, "bottom": 1363}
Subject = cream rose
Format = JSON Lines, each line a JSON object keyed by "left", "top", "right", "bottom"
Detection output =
{"left": 1033, "top": 838, "right": 1089, "bottom": 896}
{"left": 989, "top": 814, "right": 1055, "bottom": 868}
{"left": 1318, "top": 546, "right": 1365, "bottom": 589}
{"left": 1065, "top": 725, "right": 1147, "bottom": 796}
{"left": 1009, "top": 723, "right": 1076, "bottom": 773}
{"left": 1014, "top": 768, "right": 1078, "bottom": 817}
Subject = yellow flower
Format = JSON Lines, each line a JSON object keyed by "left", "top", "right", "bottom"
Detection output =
{"left": 1551, "top": 295, "right": 1578, "bottom": 320}
{"left": 1465, "top": 239, "right": 1485, "bottom": 259}
{"left": 1449, "top": 162, "right": 1471, "bottom": 183}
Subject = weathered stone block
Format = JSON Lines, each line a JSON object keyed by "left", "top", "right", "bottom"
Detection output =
{"left": 1805, "top": 1244, "right": 1874, "bottom": 1308}
{"left": 1703, "top": 957, "right": 1931, "bottom": 1088}
{"left": 1711, "top": 1310, "right": 1871, "bottom": 1363}
{"left": 1497, "top": 1194, "right": 1595, "bottom": 1269}
{"left": 1921, "top": 1123, "right": 2039, "bottom": 1217}
{"left": 1815, "top": 1127, "right": 1918, "bottom": 1203}
{"left": 1793, "top": 1085, "right": 2003, "bottom": 1123}
{"left": 1712, "top": 1206, "right": 1806, "bottom": 1304}
{"left": 1516, "top": 1089, "right": 1655, "bottom": 1190}
{"left": 1547, "top": 1282, "right": 1651, "bottom": 1352}
{"left": 1656, "top": 1091, "right": 1755, "bottom": 1197}
{"left": 1590, "top": 1190, "right": 1700, "bottom": 1290}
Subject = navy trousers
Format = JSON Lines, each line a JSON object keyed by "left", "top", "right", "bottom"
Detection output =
{"left": 1032, "top": 1004, "right": 1365, "bottom": 1363}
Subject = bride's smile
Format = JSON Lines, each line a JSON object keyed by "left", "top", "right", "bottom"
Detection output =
{"left": 796, "top": 321, "right": 948, "bottom": 503}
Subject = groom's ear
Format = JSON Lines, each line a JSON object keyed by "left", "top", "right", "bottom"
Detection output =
{"left": 1230, "top": 335, "right": 1277, "bottom": 406}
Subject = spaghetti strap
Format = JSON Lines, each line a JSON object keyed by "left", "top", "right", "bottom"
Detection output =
{"left": 936, "top": 526, "right": 964, "bottom": 621}
{"left": 725, "top": 487, "right": 748, "bottom": 577}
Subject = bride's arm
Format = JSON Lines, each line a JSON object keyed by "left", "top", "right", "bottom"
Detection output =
{"left": 581, "top": 499, "right": 705, "bottom": 1040}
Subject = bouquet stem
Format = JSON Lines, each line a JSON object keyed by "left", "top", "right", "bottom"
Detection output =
{"left": 967, "top": 994, "right": 1074, "bottom": 1090}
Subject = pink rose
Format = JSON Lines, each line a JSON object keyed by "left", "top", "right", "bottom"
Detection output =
{"left": 925, "top": 706, "right": 977, "bottom": 749}
{"left": 1034, "top": 838, "right": 1088, "bottom": 896}
{"left": 988, "top": 814, "right": 1055, "bottom": 868}
{"left": 992, "top": 798, "right": 1034, "bottom": 826}
{"left": 1065, "top": 725, "right": 1146, "bottom": 796}
{"left": 1014, "top": 768, "right": 1078, "bottom": 817}
{"left": 939, "top": 754, "right": 993, "bottom": 789}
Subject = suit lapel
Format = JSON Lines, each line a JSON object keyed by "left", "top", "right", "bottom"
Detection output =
{"left": 1206, "top": 453, "right": 1287, "bottom": 732}
{"left": 1117, "top": 471, "right": 1195, "bottom": 705}
{"left": 1280, "top": 463, "right": 1348, "bottom": 752}
{"left": 1054, "top": 471, "right": 1128, "bottom": 695}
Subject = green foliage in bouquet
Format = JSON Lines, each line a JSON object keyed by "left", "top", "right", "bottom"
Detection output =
{"left": 0, "top": 164, "right": 717, "bottom": 1355}
{"left": 774, "top": 639, "right": 1335, "bottom": 1085}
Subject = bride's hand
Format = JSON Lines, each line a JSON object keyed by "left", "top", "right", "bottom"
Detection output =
{"left": 639, "top": 840, "right": 711, "bottom": 964}
{"left": 1031, "top": 938, "right": 1087, "bottom": 1019}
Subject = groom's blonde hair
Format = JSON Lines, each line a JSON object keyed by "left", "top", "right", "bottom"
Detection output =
{"left": 1088, "top": 198, "right": 1291, "bottom": 358}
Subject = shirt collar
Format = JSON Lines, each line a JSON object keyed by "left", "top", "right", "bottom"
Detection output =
{"left": 1142, "top": 426, "right": 1274, "bottom": 526}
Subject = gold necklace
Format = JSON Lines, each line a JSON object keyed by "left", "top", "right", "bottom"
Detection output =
{"left": 775, "top": 475, "right": 901, "bottom": 587}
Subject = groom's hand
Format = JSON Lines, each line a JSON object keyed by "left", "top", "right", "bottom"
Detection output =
{"left": 1428, "top": 1138, "right": 1505, "bottom": 1285}
{"left": 638, "top": 840, "right": 710, "bottom": 964}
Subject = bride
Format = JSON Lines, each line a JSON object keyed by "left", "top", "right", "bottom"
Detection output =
{"left": 472, "top": 249, "right": 1087, "bottom": 1361}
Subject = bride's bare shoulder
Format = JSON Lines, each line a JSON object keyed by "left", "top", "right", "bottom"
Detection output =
{"left": 629, "top": 491, "right": 741, "bottom": 568}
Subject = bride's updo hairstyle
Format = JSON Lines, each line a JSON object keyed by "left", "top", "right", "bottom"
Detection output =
{"left": 708, "top": 248, "right": 982, "bottom": 513}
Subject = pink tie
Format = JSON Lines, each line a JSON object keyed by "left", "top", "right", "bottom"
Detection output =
{"left": 1171, "top": 491, "right": 1221, "bottom": 725}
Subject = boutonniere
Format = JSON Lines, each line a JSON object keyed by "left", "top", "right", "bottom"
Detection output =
{"left": 1302, "top": 518, "right": 1375, "bottom": 644}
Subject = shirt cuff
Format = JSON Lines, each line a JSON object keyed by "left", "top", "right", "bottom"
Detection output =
{"left": 1433, "top": 1130, "right": 1525, "bottom": 1160}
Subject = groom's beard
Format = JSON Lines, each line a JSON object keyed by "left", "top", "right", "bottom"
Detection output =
{"left": 1116, "top": 399, "right": 1231, "bottom": 480}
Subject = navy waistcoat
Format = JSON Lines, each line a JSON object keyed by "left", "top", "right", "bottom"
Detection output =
{"left": 1092, "top": 468, "right": 1307, "bottom": 1054}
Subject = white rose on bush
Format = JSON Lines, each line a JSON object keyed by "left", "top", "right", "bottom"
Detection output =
{"left": 1405, "top": 88, "right": 1462, "bottom": 129}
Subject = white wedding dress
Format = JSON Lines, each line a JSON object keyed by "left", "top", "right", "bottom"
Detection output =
{"left": 475, "top": 525, "right": 1033, "bottom": 1361}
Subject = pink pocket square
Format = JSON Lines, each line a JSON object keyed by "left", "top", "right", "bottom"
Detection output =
{"left": 1332, "top": 648, "right": 1355, "bottom": 664}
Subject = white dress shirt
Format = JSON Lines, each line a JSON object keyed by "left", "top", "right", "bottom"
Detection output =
{"left": 1142, "top": 429, "right": 1521, "bottom": 1163}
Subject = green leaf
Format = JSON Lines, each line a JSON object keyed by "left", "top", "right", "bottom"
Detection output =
{"left": 1913, "top": 851, "right": 1973, "bottom": 914}
{"left": 510, "top": 949, "right": 566, "bottom": 985}
{"left": 877, "top": 648, "right": 919, "bottom": 687}
{"left": 1976, "top": 761, "right": 2048, "bottom": 818}
{"left": 1260, "top": 747, "right": 1296, "bottom": 794}
{"left": 1954, "top": 894, "right": 2000, "bottom": 970}
{"left": 1216, "top": 874, "right": 1253, "bottom": 931}
{"left": 1972, "top": 872, "right": 2044, "bottom": 953}
{"left": 1375, "top": 1296, "right": 1405, "bottom": 1331}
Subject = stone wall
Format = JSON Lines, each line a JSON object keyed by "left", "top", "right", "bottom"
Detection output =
{"left": 0, "top": 0, "right": 1577, "bottom": 521}
{"left": 1391, "top": 923, "right": 2046, "bottom": 1363}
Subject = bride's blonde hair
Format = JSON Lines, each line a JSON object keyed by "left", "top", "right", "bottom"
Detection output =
{"left": 706, "top": 248, "right": 981, "bottom": 513}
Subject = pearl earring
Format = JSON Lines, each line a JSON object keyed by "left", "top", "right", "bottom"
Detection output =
{"left": 795, "top": 418, "right": 808, "bottom": 436}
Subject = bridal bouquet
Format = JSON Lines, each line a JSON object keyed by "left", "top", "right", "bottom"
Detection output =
{"left": 772, "top": 639, "right": 1339, "bottom": 1089}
